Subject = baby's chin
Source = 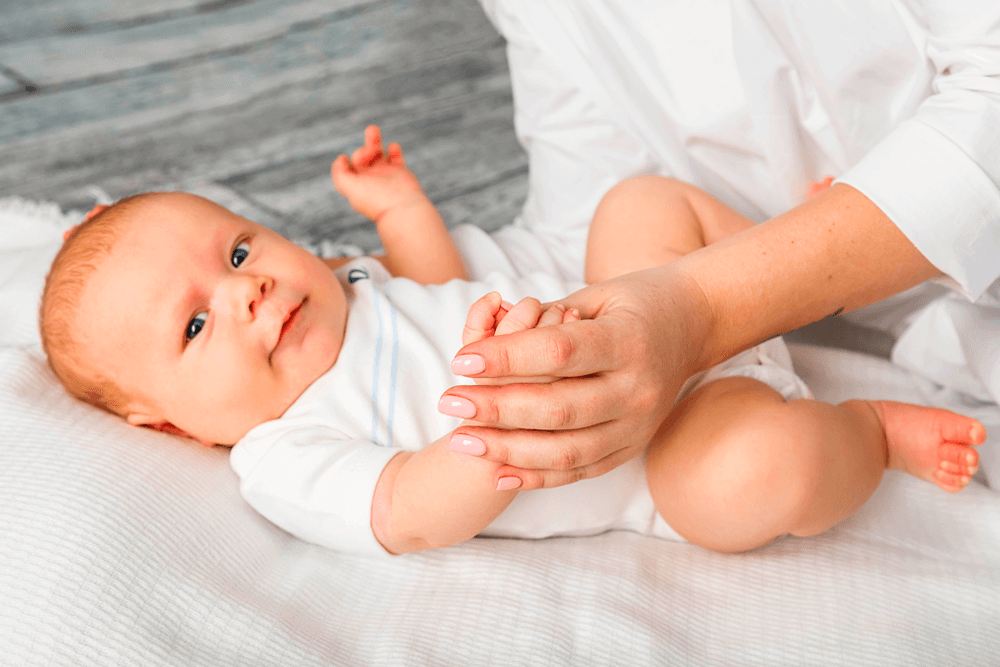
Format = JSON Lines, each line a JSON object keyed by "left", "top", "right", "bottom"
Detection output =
{"left": 185, "top": 392, "right": 307, "bottom": 446}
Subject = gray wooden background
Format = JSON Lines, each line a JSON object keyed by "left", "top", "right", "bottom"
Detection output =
{"left": 0, "top": 0, "right": 526, "bottom": 252}
{"left": 0, "top": 0, "right": 891, "bottom": 355}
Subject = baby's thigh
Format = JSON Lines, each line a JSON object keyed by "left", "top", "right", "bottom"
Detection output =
{"left": 645, "top": 376, "right": 819, "bottom": 552}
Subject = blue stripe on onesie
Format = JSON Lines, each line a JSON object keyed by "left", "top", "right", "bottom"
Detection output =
{"left": 362, "top": 271, "right": 399, "bottom": 448}
{"left": 369, "top": 282, "right": 384, "bottom": 444}
{"left": 384, "top": 283, "right": 400, "bottom": 448}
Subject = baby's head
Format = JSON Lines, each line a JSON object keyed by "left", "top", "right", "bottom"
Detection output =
{"left": 40, "top": 192, "right": 348, "bottom": 445}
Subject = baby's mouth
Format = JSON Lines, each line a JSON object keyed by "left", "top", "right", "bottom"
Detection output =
{"left": 278, "top": 302, "right": 303, "bottom": 344}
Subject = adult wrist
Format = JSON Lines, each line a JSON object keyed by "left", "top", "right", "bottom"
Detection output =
{"left": 662, "top": 262, "right": 717, "bottom": 376}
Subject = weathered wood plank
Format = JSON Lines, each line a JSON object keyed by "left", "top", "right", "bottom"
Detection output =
{"left": 0, "top": 45, "right": 515, "bottom": 195}
{"left": 0, "top": 0, "right": 376, "bottom": 86}
{"left": 0, "top": 0, "right": 211, "bottom": 45}
{"left": 0, "top": 0, "right": 501, "bottom": 142}
{"left": 0, "top": 0, "right": 526, "bottom": 250}
{"left": 0, "top": 74, "right": 25, "bottom": 96}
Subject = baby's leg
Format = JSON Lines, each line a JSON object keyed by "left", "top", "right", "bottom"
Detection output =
{"left": 646, "top": 377, "right": 984, "bottom": 552}
{"left": 585, "top": 175, "right": 755, "bottom": 283}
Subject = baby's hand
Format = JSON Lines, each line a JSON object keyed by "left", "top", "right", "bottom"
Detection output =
{"left": 460, "top": 292, "right": 581, "bottom": 386}
{"left": 332, "top": 125, "right": 430, "bottom": 222}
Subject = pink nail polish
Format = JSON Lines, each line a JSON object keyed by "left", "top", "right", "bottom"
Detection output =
{"left": 438, "top": 395, "right": 477, "bottom": 419}
{"left": 451, "top": 354, "right": 485, "bottom": 375}
{"left": 449, "top": 433, "right": 486, "bottom": 455}
{"left": 496, "top": 477, "right": 522, "bottom": 491}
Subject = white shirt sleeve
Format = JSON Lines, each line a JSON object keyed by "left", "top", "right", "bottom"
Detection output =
{"left": 838, "top": 0, "right": 1000, "bottom": 301}
{"left": 231, "top": 423, "right": 400, "bottom": 557}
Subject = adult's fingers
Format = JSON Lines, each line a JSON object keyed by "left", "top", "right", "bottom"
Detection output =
{"left": 451, "top": 317, "right": 626, "bottom": 380}
{"left": 447, "top": 421, "right": 646, "bottom": 490}
{"left": 448, "top": 418, "right": 620, "bottom": 470}
{"left": 494, "top": 443, "right": 644, "bottom": 491}
{"left": 439, "top": 374, "right": 637, "bottom": 431}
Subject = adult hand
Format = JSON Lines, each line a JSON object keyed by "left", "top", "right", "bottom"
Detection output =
{"left": 438, "top": 265, "right": 713, "bottom": 490}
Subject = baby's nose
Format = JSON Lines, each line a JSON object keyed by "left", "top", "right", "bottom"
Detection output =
{"left": 217, "top": 274, "right": 271, "bottom": 321}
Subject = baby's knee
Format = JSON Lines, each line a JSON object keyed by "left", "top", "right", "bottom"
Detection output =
{"left": 731, "top": 401, "right": 829, "bottom": 531}
{"left": 650, "top": 399, "right": 827, "bottom": 550}
{"left": 594, "top": 175, "right": 679, "bottom": 221}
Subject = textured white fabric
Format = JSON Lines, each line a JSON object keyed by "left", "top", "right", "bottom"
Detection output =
{"left": 4, "top": 337, "right": 1000, "bottom": 666}
{"left": 480, "top": 0, "right": 1000, "bottom": 297}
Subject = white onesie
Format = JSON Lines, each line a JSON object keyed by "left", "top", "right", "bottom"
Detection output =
{"left": 230, "top": 256, "right": 811, "bottom": 556}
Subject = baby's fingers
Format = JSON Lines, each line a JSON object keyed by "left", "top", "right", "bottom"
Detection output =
{"left": 351, "top": 125, "right": 385, "bottom": 167}
{"left": 387, "top": 142, "right": 406, "bottom": 166}
{"left": 463, "top": 292, "right": 503, "bottom": 346}
{"left": 331, "top": 154, "right": 355, "bottom": 189}
{"left": 536, "top": 303, "right": 567, "bottom": 328}
{"left": 495, "top": 297, "right": 543, "bottom": 336}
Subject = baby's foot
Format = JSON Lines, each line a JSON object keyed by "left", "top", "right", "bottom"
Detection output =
{"left": 870, "top": 400, "right": 986, "bottom": 493}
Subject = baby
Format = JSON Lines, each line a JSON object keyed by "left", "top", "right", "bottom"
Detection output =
{"left": 40, "top": 126, "right": 984, "bottom": 556}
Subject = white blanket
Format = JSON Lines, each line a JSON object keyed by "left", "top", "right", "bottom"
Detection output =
{"left": 2, "top": 198, "right": 1000, "bottom": 666}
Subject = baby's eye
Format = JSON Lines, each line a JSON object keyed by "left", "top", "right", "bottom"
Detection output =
{"left": 186, "top": 312, "right": 207, "bottom": 341}
{"left": 231, "top": 240, "right": 250, "bottom": 268}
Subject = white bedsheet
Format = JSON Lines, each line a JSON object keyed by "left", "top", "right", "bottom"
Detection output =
{"left": 2, "top": 198, "right": 1000, "bottom": 666}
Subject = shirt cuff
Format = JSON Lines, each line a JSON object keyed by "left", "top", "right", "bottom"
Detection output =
{"left": 837, "top": 118, "right": 1000, "bottom": 302}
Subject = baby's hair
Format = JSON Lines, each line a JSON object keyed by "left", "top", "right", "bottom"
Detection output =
{"left": 39, "top": 193, "right": 155, "bottom": 415}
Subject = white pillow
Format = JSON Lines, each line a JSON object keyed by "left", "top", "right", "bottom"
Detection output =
{"left": 0, "top": 197, "right": 81, "bottom": 348}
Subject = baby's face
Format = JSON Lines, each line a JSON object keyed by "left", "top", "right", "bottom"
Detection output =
{"left": 77, "top": 193, "right": 347, "bottom": 445}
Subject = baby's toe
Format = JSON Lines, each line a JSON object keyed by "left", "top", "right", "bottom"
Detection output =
{"left": 934, "top": 468, "right": 971, "bottom": 493}
{"left": 939, "top": 442, "right": 979, "bottom": 476}
{"left": 937, "top": 414, "right": 986, "bottom": 446}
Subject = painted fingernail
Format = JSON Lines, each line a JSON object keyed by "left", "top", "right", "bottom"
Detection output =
{"left": 448, "top": 433, "right": 486, "bottom": 456}
{"left": 451, "top": 354, "right": 485, "bottom": 375}
{"left": 450, "top": 433, "right": 486, "bottom": 456}
{"left": 496, "top": 476, "right": 522, "bottom": 491}
{"left": 438, "top": 395, "right": 477, "bottom": 419}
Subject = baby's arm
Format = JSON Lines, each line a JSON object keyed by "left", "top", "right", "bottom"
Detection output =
{"left": 585, "top": 176, "right": 757, "bottom": 283}
{"left": 369, "top": 293, "right": 580, "bottom": 554}
{"left": 371, "top": 431, "right": 515, "bottom": 554}
{"left": 331, "top": 125, "right": 467, "bottom": 284}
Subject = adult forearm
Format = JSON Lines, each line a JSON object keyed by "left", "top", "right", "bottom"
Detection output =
{"left": 674, "top": 183, "right": 940, "bottom": 369}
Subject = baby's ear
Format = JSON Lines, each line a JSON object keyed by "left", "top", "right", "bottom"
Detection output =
{"left": 63, "top": 204, "right": 110, "bottom": 241}
{"left": 85, "top": 204, "right": 108, "bottom": 220}
{"left": 126, "top": 413, "right": 216, "bottom": 447}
